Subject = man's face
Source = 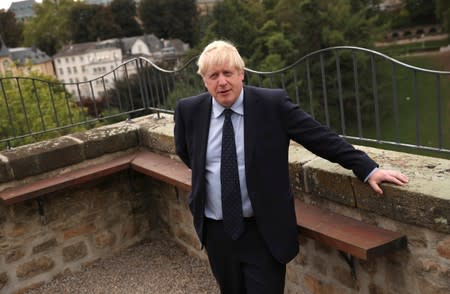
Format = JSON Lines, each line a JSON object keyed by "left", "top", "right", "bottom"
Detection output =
{"left": 202, "top": 63, "right": 244, "bottom": 108}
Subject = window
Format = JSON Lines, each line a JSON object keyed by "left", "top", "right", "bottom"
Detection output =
{"left": 59, "top": 68, "right": 64, "bottom": 75}
{"left": 67, "top": 67, "right": 71, "bottom": 74}
{"left": 73, "top": 66, "right": 77, "bottom": 73}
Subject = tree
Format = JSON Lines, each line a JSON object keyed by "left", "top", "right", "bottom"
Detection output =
{"left": 0, "top": 72, "right": 87, "bottom": 148}
{"left": 194, "top": 0, "right": 263, "bottom": 61}
{"left": 69, "top": 3, "right": 120, "bottom": 43}
{"left": 435, "top": 0, "right": 450, "bottom": 33}
{"left": 22, "top": 0, "right": 76, "bottom": 55}
{"left": 404, "top": 0, "right": 436, "bottom": 25}
{"left": 138, "top": 0, "right": 197, "bottom": 45}
{"left": 0, "top": 10, "right": 23, "bottom": 47}
{"left": 110, "top": 0, "right": 142, "bottom": 37}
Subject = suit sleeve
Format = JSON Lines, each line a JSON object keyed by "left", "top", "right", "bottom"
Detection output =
{"left": 174, "top": 101, "right": 191, "bottom": 169}
{"left": 279, "top": 92, "right": 378, "bottom": 182}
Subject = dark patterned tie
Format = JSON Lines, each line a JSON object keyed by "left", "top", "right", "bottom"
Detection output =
{"left": 221, "top": 108, "right": 244, "bottom": 240}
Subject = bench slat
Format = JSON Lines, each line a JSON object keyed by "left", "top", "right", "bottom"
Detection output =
{"left": 131, "top": 152, "right": 191, "bottom": 191}
{"left": 295, "top": 199, "right": 406, "bottom": 260}
{"left": 0, "top": 154, "right": 134, "bottom": 205}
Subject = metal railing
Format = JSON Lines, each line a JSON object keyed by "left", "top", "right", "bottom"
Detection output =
{"left": 1, "top": 46, "right": 449, "bottom": 157}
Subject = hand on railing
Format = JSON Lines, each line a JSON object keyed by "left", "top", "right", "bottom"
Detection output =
{"left": 367, "top": 169, "right": 409, "bottom": 194}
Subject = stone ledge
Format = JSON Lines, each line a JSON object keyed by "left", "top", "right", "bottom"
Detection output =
{"left": 0, "top": 114, "right": 449, "bottom": 235}
{"left": 0, "top": 121, "right": 141, "bottom": 183}
{"left": 137, "top": 114, "right": 450, "bottom": 234}
{"left": 0, "top": 137, "right": 84, "bottom": 181}
{"left": 69, "top": 121, "right": 140, "bottom": 159}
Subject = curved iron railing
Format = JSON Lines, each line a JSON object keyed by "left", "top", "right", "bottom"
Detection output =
{"left": 1, "top": 46, "right": 449, "bottom": 157}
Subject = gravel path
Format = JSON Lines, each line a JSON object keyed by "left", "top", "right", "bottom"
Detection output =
{"left": 26, "top": 231, "right": 219, "bottom": 294}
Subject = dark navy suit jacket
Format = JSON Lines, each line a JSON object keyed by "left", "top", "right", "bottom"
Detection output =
{"left": 174, "top": 85, "right": 377, "bottom": 264}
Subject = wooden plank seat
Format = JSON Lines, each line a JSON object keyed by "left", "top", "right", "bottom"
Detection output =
{"left": 0, "top": 149, "right": 406, "bottom": 265}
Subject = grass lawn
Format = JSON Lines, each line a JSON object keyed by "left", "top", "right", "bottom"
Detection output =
{"left": 354, "top": 51, "right": 450, "bottom": 159}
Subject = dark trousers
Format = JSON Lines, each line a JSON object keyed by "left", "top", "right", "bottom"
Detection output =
{"left": 204, "top": 217, "right": 286, "bottom": 294}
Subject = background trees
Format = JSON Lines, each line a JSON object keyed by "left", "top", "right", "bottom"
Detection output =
{"left": 0, "top": 10, "right": 23, "bottom": 47}
{"left": 22, "top": 0, "right": 75, "bottom": 56}
{"left": 138, "top": 0, "right": 197, "bottom": 45}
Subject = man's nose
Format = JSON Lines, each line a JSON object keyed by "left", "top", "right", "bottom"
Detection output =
{"left": 218, "top": 74, "right": 227, "bottom": 85}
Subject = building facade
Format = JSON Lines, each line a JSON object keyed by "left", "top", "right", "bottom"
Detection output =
{"left": 53, "top": 35, "right": 189, "bottom": 99}
{"left": 0, "top": 38, "right": 54, "bottom": 77}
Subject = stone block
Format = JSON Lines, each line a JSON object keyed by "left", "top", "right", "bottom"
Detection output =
{"left": 5, "top": 248, "right": 25, "bottom": 263}
{"left": 353, "top": 180, "right": 395, "bottom": 218}
{"left": 62, "top": 241, "right": 88, "bottom": 263}
{"left": 94, "top": 230, "right": 116, "bottom": 248}
{"left": 417, "top": 277, "right": 448, "bottom": 294}
{"left": 71, "top": 122, "right": 139, "bottom": 159}
{"left": 137, "top": 115, "right": 176, "bottom": 153}
{"left": 16, "top": 256, "right": 54, "bottom": 279}
{"left": 63, "top": 224, "right": 96, "bottom": 240}
{"left": 332, "top": 265, "right": 359, "bottom": 290}
{"left": 312, "top": 256, "right": 327, "bottom": 275}
{"left": 32, "top": 238, "right": 57, "bottom": 254}
{"left": 121, "top": 221, "right": 140, "bottom": 240}
{"left": 437, "top": 237, "right": 450, "bottom": 259}
{"left": 303, "top": 273, "right": 347, "bottom": 294}
{"left": 2, "top": 136, "right": 84, "bottom": 179}
{"left": 304, "top": 158, "right": 356, "bottom": 206}
{"left": 0, "top": 272, "right": 8, "bottom": 290}
{"left": 368, "top": 283, "right": 387, "bottom": 294}
{"left": 0, "top": 157, "right": 11, "bottom": 183}
{"left": 288, "top": 144, "right": 317, "bottom": 194}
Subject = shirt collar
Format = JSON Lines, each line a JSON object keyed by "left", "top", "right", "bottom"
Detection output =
{"left": 211, "top": 88, "right": 244, "bottom": 118}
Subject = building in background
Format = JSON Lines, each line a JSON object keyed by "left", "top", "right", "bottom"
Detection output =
{"left": 53, "top": 39, "right": 123, "bottom": 99}
{"left": 0, "top": 37, "right": 54, "bottom": 77}
{"left": 8, "top": 0, "right": 36, "bottom": 21}
{"left": 53, "top": 35, "right": 189, "bottom": 99}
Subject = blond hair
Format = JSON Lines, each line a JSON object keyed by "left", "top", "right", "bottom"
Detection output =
{"left": 197, "top": 40, "right": 245, "bottom": 77}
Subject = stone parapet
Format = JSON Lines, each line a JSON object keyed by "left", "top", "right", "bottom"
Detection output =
{"left": 0, "top": 113, "right": 449, "bottom": 294}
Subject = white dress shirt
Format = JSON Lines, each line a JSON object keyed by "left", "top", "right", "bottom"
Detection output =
{"left": 204, "top": 89, "right": 253, "bottom": 219}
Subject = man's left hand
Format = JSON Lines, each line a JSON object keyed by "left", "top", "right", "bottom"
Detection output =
{"left": 367, "top": 169, "right": 409, "bottom": 194}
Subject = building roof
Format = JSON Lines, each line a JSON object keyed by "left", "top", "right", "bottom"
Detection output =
{"left": 53, "top": 39, "right": 121, "bottom": 58}
{"left": 9, "top": 47, "right": 52, "bottom": 65}
{"left": 121, "top": 34, "right": 163, "bottom": 55}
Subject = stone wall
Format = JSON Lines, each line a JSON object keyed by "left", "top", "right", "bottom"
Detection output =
{"left": 1, "top": 114, "right": 449, "bottom": 294}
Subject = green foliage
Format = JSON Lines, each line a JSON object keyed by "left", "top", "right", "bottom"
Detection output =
{"left": 138, "top": 0, "right": 198, "bottom": 45}
{"left": 0, "top": 10, "right": 23, "bottom": 47}
{"left": 110, "top": 0, "right": 142, "bottom": 37}
{"left": 435, "top": 0, "right": 450, "bottom": 33}
{"left": 69, "top": 2, "right": 121, "bottom": 43}
{"left": 22, "top": 0, "right": 76, "bottom": 55}
{"left": 0, "top": 72, "right": 88, "bottom": 147}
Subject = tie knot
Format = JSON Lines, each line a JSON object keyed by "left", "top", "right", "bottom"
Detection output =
{"left": 223, "top": 108, "right": 233, "bottom": 120}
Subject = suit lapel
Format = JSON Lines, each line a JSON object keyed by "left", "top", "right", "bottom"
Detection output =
{"left": 196, "top": 94, "right": 212, "bottom": 174}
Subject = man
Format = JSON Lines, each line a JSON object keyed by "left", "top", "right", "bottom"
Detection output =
{"left": 174, "top": 40, "right": 408, "bottom": 294}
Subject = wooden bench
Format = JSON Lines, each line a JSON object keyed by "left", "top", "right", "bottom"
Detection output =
{"left": 0, "top": 150, "right": 406, "bottom": 276}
